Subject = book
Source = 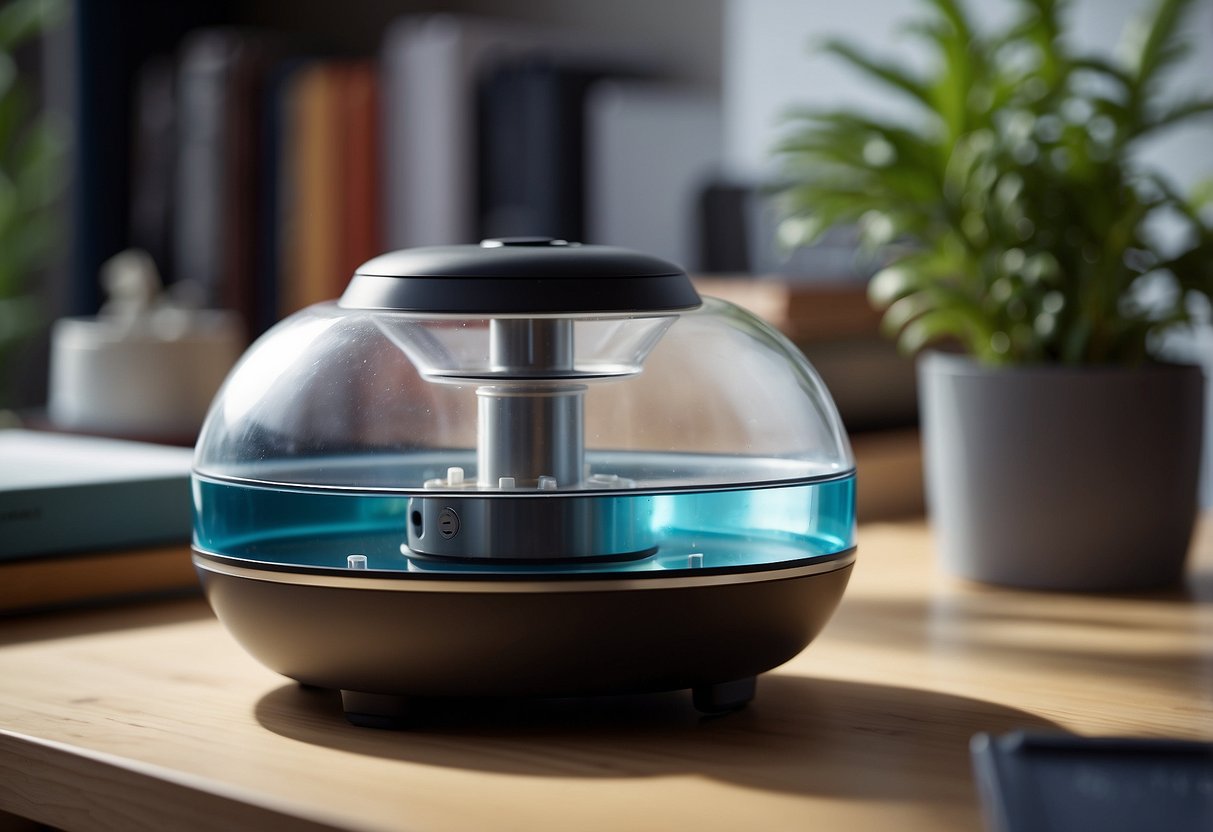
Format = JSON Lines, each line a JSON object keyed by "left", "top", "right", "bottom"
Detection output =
{"left": 0, "top": 543, "right": 198, "bottom": 614}
{"left": 278, "top": 61, "right": 344, "bottom": 316}
{"left": 585, "top": 81, "right": 722, "bottom": 268}
{"left": 175, "top": 29, "right": 245, "bottom": 309}
{"left": 275, "top": 59, "right": 384, "bottom": 317}
{"left": 175, "top": 28, "right": 280, "bottom": 337}
{"left": 0, "top": 430, "right": 194, "bottom": 561}
{"left": 338, "top": 62, "right": 382, "bottom": 280}
{"left": 478, "top": 58, "right": 618, "bottom": 242}
{"left": 254, "top": 58, "right": 304, "bottom": 336}
{"left": 128, "top": 55, "right": 178, "bottom": 284}
{"left": 382, "top": 15, "right": 548, "bottom": 247}
{"left": 381, "top": 13, "right": 650, "bottom": 248}
{"left": 65, "top": 1, "right": 223, "bottom": 317}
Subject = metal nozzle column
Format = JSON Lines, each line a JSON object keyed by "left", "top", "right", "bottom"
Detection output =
{"left": 477, "top": 319, "right": 585, "bottom": 488}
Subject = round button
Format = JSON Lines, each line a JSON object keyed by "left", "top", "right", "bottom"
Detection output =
{"left": 438, "top": 507, "right": 460, "bottom": 539}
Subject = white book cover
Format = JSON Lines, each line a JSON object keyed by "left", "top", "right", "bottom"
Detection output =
{"left": 586, "top": 81, "right": 722, "bottom": 270}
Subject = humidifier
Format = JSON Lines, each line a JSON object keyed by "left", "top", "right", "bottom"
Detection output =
{"left": 192, "top": 238, "right": 856, "bottom": 726}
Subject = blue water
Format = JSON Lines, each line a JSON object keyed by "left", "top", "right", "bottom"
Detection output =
{"left": 192, "top": 456, "right": 855, "bottom": 575}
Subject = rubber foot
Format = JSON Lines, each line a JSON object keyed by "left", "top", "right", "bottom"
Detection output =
{"left": 340, "top": 690, "right": 414, "bottom": 729}
{"left": 692, "top": 676, "right": 757, "bottom": 714}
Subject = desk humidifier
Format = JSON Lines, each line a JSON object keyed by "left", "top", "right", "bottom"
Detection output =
{"left": 192, "top": 239, "right": 856, "bottom": 727}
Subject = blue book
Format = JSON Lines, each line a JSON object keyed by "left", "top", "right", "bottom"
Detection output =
{"left": 0, "top": 431, "right": 194, "bottom": 561}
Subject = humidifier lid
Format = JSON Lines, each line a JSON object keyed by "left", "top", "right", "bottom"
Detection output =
{"left": 339, "top": 237, "right": 701, "bottom": 315}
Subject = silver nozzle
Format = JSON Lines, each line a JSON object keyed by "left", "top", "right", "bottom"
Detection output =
{"left": 477, "top": 319, "right": 584, "bottom": 488}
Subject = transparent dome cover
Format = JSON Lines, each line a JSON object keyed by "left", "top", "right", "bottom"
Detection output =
{"left": 195, "top": 299, "right": 851, "bottom": 488}
{"left": 193, "top": 261, "right": 855, "bottom": 574}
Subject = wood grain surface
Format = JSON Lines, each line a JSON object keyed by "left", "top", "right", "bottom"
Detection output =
{"left": 1, "top": 518, "right": 1210, "bottom": 832}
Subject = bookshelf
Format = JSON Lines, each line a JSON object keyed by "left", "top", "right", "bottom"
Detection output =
{"left": 50, "top": 0, "right": 724, "bottom": 332}
{"left": 29, "top": 0, "right": 925, "bottom": 521}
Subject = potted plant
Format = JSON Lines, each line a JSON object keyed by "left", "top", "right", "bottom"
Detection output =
{"left": 776, "top": 0, "right": 1212, "bottom": 590}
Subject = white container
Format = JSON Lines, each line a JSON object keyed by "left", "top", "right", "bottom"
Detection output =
{"left": 49, "top": 309, "right": 242, "bottom": 440}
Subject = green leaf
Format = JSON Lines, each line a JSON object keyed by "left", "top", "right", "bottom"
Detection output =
{"left": 782, "top": 110, "right": 944, "bottom": 175}
{"left": 0, "top": 169, "right": 16, "bottom": 233}
{"left": 0, "top": 53, "right": 14, "bottom": 100}
{"left": 1140, "top": 96, "right": 1213, "bottom": 136}
{"left": 13, "top": 114, "right": 68, "bottom": 209}
{"left": 817, "top": 38, "right": 936, "bottom": 113}
{"left": 923, "top": 0, "right": 975, "bottom": 43}
{"left": 925, "top": 26, "right": 976, "bottom": 141}
{"left": 1059, "top": 313, "right": 1094, "bottom": 363}
{"left": 0, "top": 294, "right": 41, "bottom": 347}
{"left": 869, "top": 264, "right": 925, "bottom": 307}
{"left": 0, "top": 0, "right": 64, "bottom": 51}
{"left": 880, "top": 292, "right": 934, "bottom": 335}
{"left": 0, "top": 62, "right": 27, "bottom": 155}
{"left": 0, "top": 211, "right": 56, "bottom": 290}
{"left": 1158, "top": 244, "right": 1213, "bottom": 295}
{"left": 1070, "top": 55, "right": 1134, "bottom": 92}
{"left": 1125, "top": 0, "right": 1198, "bottom": 89}
{"left": 1141, "top": 172, "right": 1211, "bottom": 231}
{"left": 898, "top": 307, "right": 983, "bottom": 356}
{"left": 1189, "top": 177, "right": 1213, "bottom": 213}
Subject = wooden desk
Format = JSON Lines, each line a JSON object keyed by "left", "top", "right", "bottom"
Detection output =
{"left": 2, "top": 519, "right": 1210, "bottom": 832}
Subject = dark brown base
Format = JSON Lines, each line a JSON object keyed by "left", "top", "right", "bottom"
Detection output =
{"left": 196, "top": 556, "right": 852, "bottom": 724}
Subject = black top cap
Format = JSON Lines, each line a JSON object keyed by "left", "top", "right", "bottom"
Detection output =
{"left": 338, "top": 239, "right": 701, "bottom": 314}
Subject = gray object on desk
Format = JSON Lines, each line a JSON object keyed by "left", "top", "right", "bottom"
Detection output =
{"left": 971, "top": 731, "right": 1213, "bottom": 832}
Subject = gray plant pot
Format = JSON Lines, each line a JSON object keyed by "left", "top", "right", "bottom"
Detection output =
{"left": 918, "top": 352, "right": 1205, "bottom": 591}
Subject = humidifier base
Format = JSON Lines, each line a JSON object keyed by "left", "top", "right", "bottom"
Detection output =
{"left": 195, "top": 549, "right": 853, "bottom": 727}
